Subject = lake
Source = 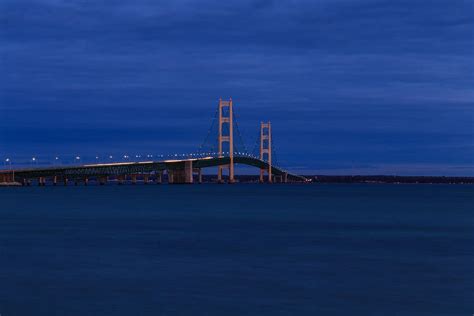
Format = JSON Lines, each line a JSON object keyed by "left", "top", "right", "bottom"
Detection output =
{"left": 1, "top": 184, "right": 473, "bottom": 315}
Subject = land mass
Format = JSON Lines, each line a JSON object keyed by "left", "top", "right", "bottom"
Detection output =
{"left": 204, "top": 175, "right": 474, "bottom": 184}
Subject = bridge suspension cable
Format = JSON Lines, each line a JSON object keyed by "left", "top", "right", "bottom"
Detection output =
{"left": 197, "top": 105, "right": 219, "bottom": 156}
{"left": 231, "top": 108, "right": 249, "bottom": 155}
{"left": 196, "top": 99, "right": 251, "bottom": 158}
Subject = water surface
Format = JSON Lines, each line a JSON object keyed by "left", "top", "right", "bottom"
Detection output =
{"left": 1, "top": 184, "right": 473, "bottom": 315}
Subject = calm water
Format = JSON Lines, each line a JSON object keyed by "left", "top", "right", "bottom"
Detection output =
{"left": 0, "top": 184, "right": 473, "bottom": 315}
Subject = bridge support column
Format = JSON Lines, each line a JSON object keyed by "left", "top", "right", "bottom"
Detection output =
{"left": 118, "top": 175, "right": 124, "bottom": 185}
{"left": 218, "top": 167, "right": 224, "bottom": 184}
{"left": 53, "top": 176, "right": 57, "bottom": 186}
{"left": 131, "top": 174, "right": 137, "bottom": 185}
{"left": 167, "top": 161, "right": 193, "bottom": 184}
{"left": 168, "top": 170, "right": 174, "bottom": 184}
{"left": 217, "top": 98, "right": 234, "bottom": 184}
{"left": 198, "top": 169, "right": 202, "bottom": 184}
{"left": 283, "top": 172, "right": 288, "bottom": 183}
{"left": 1, "top": 173, "right": 15, "bottom": 183}
{"left": 99, "top": 177, "right": 107, "bottom": 185}
{"left": 259, "top": 121, "right": 272, "bottom": 183}
{"left": 156, "top": 171, "right": 162, "bottom": 184}
{"left": 144, "top": 174, "right": 149, "bottom": 184}
{"left": 84, "top": 177, "right": 89, "bottom": 186}
{"left": 185, "top": 161, "right": 193, "bottom": 184}
{"left": 63, "top": 178, "right": 68, "bottom": 186}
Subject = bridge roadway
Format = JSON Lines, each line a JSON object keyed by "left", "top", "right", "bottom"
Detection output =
{"left": 0, "top": 156, "right": 307, "bottom": 185}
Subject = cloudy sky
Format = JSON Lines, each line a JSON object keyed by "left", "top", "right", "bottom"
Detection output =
{"left": 1, "top": 0, "right": 473, "bottom": 175}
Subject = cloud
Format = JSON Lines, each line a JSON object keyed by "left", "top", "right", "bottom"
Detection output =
{"left": 1, "top": 0, "right": 473, "bottom": 174}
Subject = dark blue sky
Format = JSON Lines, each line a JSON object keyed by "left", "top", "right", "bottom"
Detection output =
{"left": 1, "top": 0, "right": 473, "bottom": 175}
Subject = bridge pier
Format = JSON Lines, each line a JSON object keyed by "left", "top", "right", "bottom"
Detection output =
{"left": 63, "top": 178, "right": 68, "bottom": 186}
{"left": 185, "top": 161, "right": 193, "bottom": 183}
{"left": 131, "top": 174, "right": 137, "bottom": 185}
{"left": 143, "top": 174, "right": 149, "bottom": 184}
{"left": 156, "top": 171, "right": 162, "bottom": 184}
{"left": 275, "top": 175, "right": 284, "bottom": 183}
{"left": 84, "top": 177, "right": 89, "bottom": 186}
{"left": 168, "top": 161, "right": 193, "bottom": 184}
{"left": 1, "top": 172, "right": 16, "bottom": 183}
{"left": 260, "top": 169, "right": 272, "bottom": 183}
{"left": 218, "top": 167, "right": 223, "bottom": 184}
{"left": 197, "top": 168, "right": 202, "bottom": 184}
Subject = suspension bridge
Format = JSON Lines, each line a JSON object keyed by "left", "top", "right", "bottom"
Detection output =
{"left": 0, "top": 99, "right": 307, "bottom": 185}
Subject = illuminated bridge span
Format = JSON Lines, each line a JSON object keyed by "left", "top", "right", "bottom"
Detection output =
{"left": 0, "top": 99, "right": 307, "bottom": 185}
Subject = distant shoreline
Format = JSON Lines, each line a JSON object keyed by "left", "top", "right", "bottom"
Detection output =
{"left": 2, "top": 175, "right": 473, "bottom": 186}
{"left": 209, "top": 175, "right": 474, "bottom": 184}
{"left": 305, "top": 175, "right": 474, "bottom": 184}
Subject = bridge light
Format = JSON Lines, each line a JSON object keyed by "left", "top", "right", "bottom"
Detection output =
{"left": 32, "top": 157, "right": 36, "bottom": 161}
{"left": 109, "top": 155, "right": 113, "bottom": 159}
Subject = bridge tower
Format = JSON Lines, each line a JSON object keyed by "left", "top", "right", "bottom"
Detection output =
{"left": 260, "top": 121, "right": 272, "bottom": 183}
{"left": 218, "top": 98, "right": 234, "bottom": 183}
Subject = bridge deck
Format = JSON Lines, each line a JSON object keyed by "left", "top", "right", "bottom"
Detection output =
{"left": 0, "top": 156, "right": 306, "bottom": 182}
